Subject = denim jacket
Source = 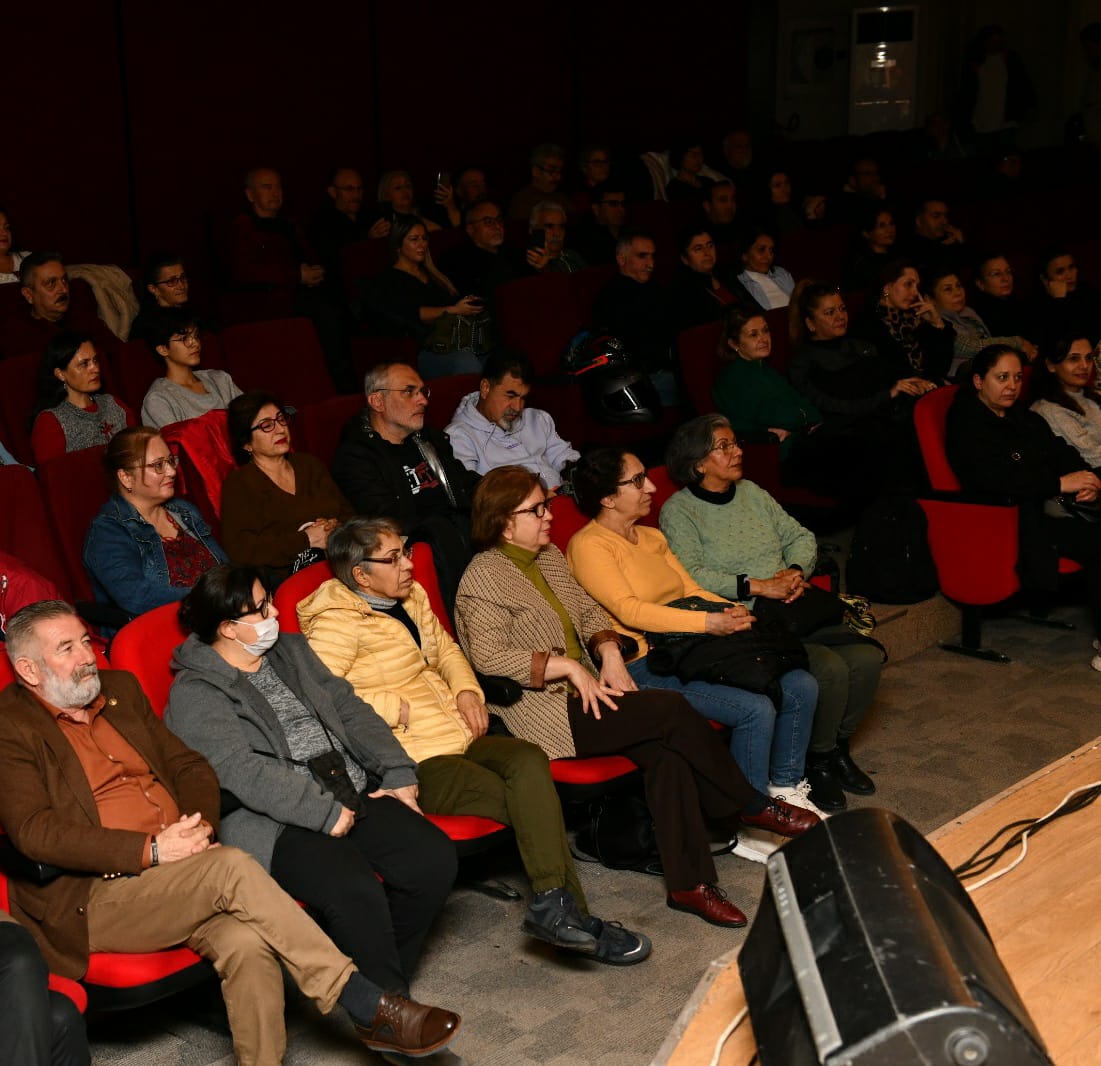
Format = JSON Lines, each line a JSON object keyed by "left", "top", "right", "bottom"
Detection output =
{"left": 83, "top": 494, "right": 228, "bottom": 617}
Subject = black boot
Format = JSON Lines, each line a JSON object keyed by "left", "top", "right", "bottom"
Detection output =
{"left": 805, "top": 751, "right": 847, "bottom": 812}
{"left": 831, "top": 737, "right": 876, "bottom": 795}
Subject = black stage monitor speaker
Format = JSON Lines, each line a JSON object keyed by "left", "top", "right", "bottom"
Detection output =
{"left": 738, "top": 808, "right": 1051, "bottom": 1065}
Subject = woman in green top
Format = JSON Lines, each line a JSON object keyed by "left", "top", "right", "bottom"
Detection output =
{"left": 711, "top": 305, "right": 821, "bottom": 465}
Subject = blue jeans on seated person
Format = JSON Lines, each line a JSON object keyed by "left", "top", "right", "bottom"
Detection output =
{"left": 418, "top": 349, "right": 485, "bottom": 380}
{"left": 626, "top": 659, "right": 817, "bottom": 794}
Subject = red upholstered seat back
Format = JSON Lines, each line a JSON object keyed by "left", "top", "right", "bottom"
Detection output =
{"left": 0, "top": 352, "right": 41, "bottom": 465}
{"left": 0, "top": 466, "right": 74, "bottom": 598}
{"left": 496, "top": 273, "right": 583, "bottom": 377}
{"left": 639, "top": 465, "right": 677, "bottom": 528}
{"left": 219, "top": 318, "right": 335, "bottom": 409}
{"left": 547, "top": 492, "right": 588, "bottom": 553}
{"left": 297, "top": 395, "right": 365, "bottom": 468}
{"left": 109, "top": 602, "right": 190, "bottom": 717}
{"left": 423, "top": 374, "right": 480, "bottom": 433}
{"left": 272, "top": 560, "right": 334, "bottom": 634}
{"left": 410, "top": 542, "right": 455, "bottom": 638}
{"left": 914, "top": 386, "right": 962, "bottom": 493}
{"left": 677, "top": 322, "right": 723, "bottom": 415}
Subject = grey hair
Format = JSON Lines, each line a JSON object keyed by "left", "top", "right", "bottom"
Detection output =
{"left": 364, "top": 362, "right": 401, "bottom": 397}
{"left": 528, "top": 201, "right": 567, "bottom": 227}
{"left": 530, "top": 143, "right": 565, "bottom": 166}
{"left": 665, "top": 414, "right": 732, "bottom": 485}
{"left": 5, "top": 600, "right": 79, "bottom": 663}
{"left": 328, "top": 517, "right": 405, "bottom": 589}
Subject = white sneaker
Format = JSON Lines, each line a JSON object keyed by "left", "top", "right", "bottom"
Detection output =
{"left": 769, "top": 779, "right": 829, "bottom": 820}
{"left": 728, "top": 827, "right": 778, "bottom": 864}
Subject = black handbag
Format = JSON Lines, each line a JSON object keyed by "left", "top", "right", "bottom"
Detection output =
{"left": 572, "top": 794, "right": 663, "bottom": 876}
{"left": 751, "top": 584, "right": 846, "bottom": 638}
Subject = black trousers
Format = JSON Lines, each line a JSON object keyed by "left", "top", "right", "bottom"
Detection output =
{"left": 567, "top": 689, "right": 757, "bottom": 892}
{"left": 270, "top": 795, "right": 457, "bottom": 995}
{"left": 0, "top": 922, "right": 88, "bottom": 1066}
{"left": 1045, "top": 514, "right": 1101, "bottom": 637}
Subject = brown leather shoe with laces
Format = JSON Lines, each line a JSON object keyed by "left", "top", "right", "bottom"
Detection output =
{"left": 666, "top": 883, "right": 747, "bottom": 927}
{"left": 355, "top": 993, "right": 461, "bottom": 1057}
{"left": 740, "top": 797, "right": 819, "bottom": 836}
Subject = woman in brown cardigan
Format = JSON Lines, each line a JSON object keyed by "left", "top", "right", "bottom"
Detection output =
{"left": 220, "top": 391, "right": 354, "bottom": 584}
{"left": 454, "top": 465, "right": 818, "bottom": 928}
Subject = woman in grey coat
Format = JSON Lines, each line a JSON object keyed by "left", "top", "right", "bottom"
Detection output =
{"left": 165, "top": 563, "right": 456, "bottom": 999}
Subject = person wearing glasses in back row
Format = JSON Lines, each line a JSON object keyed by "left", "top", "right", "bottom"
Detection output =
{"left": 333, "top": 363, "right": 479, "bottom": 606}
{"left": 129, "top": 251, "right": 203, "bottom": 344}
{"left": 221, "top": 391, "right": 353, "bottom": 586}
{"left": 507, "top": 142, "right": 573, "bottom": 223}
{"left": 83, "top": 426, "right": 227, "bottom": 622}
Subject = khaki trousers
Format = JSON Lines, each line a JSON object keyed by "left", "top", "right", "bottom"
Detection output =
{"left": 87, "top": 846, "right": 355, "bottom": 1066}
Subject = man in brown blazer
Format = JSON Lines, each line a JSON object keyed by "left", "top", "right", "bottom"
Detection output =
{"left": 0, "top": 600, "right": 460, "bottom": 1064}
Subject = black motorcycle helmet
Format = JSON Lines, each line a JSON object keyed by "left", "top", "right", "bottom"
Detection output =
{"left": 564, "top": 331, "right": 660, "bottom": 424}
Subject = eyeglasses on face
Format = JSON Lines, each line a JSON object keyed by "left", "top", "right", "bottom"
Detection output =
{"left": 372, "top": 385, "right": 431, "bottom": 400}
{"left": 250, "top": 412, "right": 289, "bottom": 434}
{"left": 141, "top": 454, "right": 180, "bottom": 476}
{"left": 170, "top": 329, "right": 200, "bottom": 346}
{"left": 363, "top": 545, "right": 415, "bottom": 566}
{"left": 154, "top": 274, "right": 188, "bottom": 288}
{"left": 512, "top": 500, "right": 548, "bottom": 519}
{"left": 617, "top": 471, "right": 648, "bottom": 490}
{"left": 471, "top": 215, "right": 504, "bottom": 227}
{"left": 234, "top": 593, "right": 273, "bottom": 620}
{"left": 709, "top": 438, "right": 740, "bottom": 453}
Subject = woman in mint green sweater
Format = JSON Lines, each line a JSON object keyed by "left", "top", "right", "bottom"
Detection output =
{"left": 711, "top": 305, "right": 821, "bottom": 465}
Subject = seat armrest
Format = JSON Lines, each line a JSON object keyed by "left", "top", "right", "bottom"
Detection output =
{"left": 476, "top": 672, "right": 522, "bottom": 706}
{"left": 0, "top": 836, "right": 64, "bottom": 886}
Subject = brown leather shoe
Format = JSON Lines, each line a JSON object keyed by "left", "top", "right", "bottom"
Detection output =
{"left": 666, "top": 883, "right": 747, "bottom": 927}
{"left": 355, "top": 993, "right": 461, "bottom": 1057}
{"left": 740, "top": 797, "right": 820, "bottom": 837}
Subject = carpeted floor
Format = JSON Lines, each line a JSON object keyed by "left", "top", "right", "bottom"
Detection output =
{"left": 86, "top": 605, "right": 1101, "bottom": 1066}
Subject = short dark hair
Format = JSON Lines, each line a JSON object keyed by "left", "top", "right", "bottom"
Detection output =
{"left": 719, "top": 304, "right": 769, "bottom": 360}
{"left": 179, "top": 564, "right": 270, "bottom": 644}
{"left": 791, "top": 279, "right": 842, "bottom": 343}
{"left": 1038, "top": 246, "right": 1073, "bottom": 279}
{"left": 925, "top": 265, "right": 960, "bottom": 291}
{"left": 470, "top": 466, "right": 544, "bottom": 551}
{"left": 704, "top": 179, "right": 735, "bottom": 204}
{"left": 590, "top": 180, "right": 627, "bottom": 206}
{"left": 666, "top": 415, "right": 732, "bottom": 485}
{"left": 668, "top": 138, "right": 702, "bottom": 172}
{"left": 327, "top": 516, "right": 404, "bottom": 589}
{"left": 37, "top": 332, "right": 94, "bottom": 412}
{"left": 676, "top": 222, "right": 714, "bottom": 258}
{"left": 857, "top": 200, "right": 894, "bottom": 235}
{"left": 879, "top": 257, "right": 919, "bottom": 288}
{"left": 142, "top": 251, "right": 185, "bottom": 291}
{"left": 388, "top": 213, "right": 428, "bottom": 262}
{"left": 970, "top": 343, "right": 1022, "bottom": 381}
{"left": 145, "top": 306, "right": 201, "bottom": 354}
{"left": 572, "top": 448, "right": 629, "bottom": 518}
{"left": 19, "top": 250, "right": 64, "bottom": 289}
{"left": 227, "top": 390, "right": 286, "bottom": 465}
{"left": 481, "top": 349, "right": 533, "bottom": 387}
{"left": 462, "top": 198, "right": 501, "bottom": 226}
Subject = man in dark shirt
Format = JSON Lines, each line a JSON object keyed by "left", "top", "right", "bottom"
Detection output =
{"left": 332, "top": 363, "right": 478, "bottom": 602}
{"left": 0, "top": 601, "right": 460, "bottom": 1062}
{"left": 573, "top": 181, "right": 629, "bottom": 266}
{"left": 507, "top": 143, "right": 572, "bottom": 223}
{"left": 702, "top": 181, "right": 749, "bottom": 247}
{"left": 902, "top": 196, "right": 967, "bottom": 275}
{"left": 308, "top": 167, "right": 389, "bottom": 284}
{"left": 440, "top": 200, "right": 524, "bottom": 315}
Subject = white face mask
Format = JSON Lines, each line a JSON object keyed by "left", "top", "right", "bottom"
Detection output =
{"left": 234, "top": 615, "right": 279, "bottom": 656}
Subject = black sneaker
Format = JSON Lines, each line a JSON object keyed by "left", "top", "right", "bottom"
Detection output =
{"left": 523, "top": 889, "right": 598, "bottom": 953}
{"left": 582, "top": 916, "right": 652, "bottom": 966}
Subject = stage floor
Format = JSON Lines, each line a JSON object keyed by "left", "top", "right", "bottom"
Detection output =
{"left": 655, "top": 736, "right": 1101, "bottom": 1066}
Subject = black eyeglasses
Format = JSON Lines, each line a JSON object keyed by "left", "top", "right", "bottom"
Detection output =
{"left": 250, "top": 412, "right": 289, "bottom": 433}
{"left": 512, "top": 501, "right": 548, "bottom": 518}
{"left": 371, "top": 385, "right": 431, "bottom": 399}
{"left": 234, "top": 593, "right": 273, "bottom": 620}
{"left": 154, "top": 273, "right": 188, "bottom": 288}
{"left": 363, "top": 546, "right": 415, "bottom": 565}
{"left": 617, "top": 471, "right": 648, "bottom": 490}
{"left": 600, "top": 198, "right": 627, "bottom": 207}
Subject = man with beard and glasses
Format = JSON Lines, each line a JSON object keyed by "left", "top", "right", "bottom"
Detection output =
{"left": 0, "top": 601, "right": 461, "bottom": 1063}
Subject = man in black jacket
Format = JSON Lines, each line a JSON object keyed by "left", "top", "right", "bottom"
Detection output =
{"left": 332, "top": 363, "right": 479, "bottom": 602}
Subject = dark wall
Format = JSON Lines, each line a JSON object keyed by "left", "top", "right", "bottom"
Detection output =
{"left": 6, "top": 2, "right": 750, "bottom": 276}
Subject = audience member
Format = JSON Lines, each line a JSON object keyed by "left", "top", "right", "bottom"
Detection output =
{"left": 440, "top": 199, "right": 524, "bottom": 317}
{"left": 565, "top": 448, "right": 822, "bottom": 852}
{"left": 841, "top": 203, "right": 897, "bottom": 292}
{"left": 0, "top": 207, "right": 29, "bottom": 284}
{"left": 308, "top": 167, "right": 388, "bottom": 281}
{"left": 456, "top": 465, "right": 818, "bottom": 916}
{"left": 665, "top": 140, "right": 714, "bottom": 203}
{"left": 661, "top": 415, "right": 883, "bottom": 811}
{"left": 736, "top": 228, "right": 795, "bottom": 310}
{"left": 668, "top": 224, "right": 753, "bottom": 332}
{"left": 572, "top": 144, "right": 613, "bottom": 211}
{"left": 1032, "top": 246, "right": 1101, "bottom": 350}
{"left": 221, "top": 390, "right": 353, "bottom": 584}
{"left": 573, "top": 181, "right": 629, "bottom": 265}
{"left": 0, "top": 599, "right": 462, "bottom": 1062}
{"left": 332, "top": 362, "right": 477, "bottom": 603}
{"left": 718, "top": 129, "right": 761, "bottom": 204}
{"left": 902, "top": 196, "right": 967, "bottom": 273}
{"left": 1029, "top": 335, "right": 1101, "bottom": 472}
{"left": 508, "top": 143, "right": 572, "bottom": 222}
{"left": 1081, "top": 22, "right": 1101, "bottom": 150}
{"left": 376, "top": 170, "right": 441, "bottom": 232}
{"left": 754, "top": 169, "right": 806, "bottom": 235}
{"left": 168, "top": 564, "right": 459, "bottom": 998}
{"left": 359, "top": 214, "right": 484, "bottom": 378}
{"left": 923, "top": 111, "right": 968, "bottom": 161}
{"left": 129, "top": 252, "right": 196, "bottom": 343}
{"left": 833, "top": 156, "right": 887, "bottom": 226}
{"left": 451, "top": 166, "right": 489, "bottom": 217}
{"left": 702, "top": 180, "right": 748, "bottom": 247}
{"left": 851, "top": 259, "right": 954, "bottom": 383}
{"left": 31, "top": 333, "right": 134, "bottom": 466}
{"left": 0, "top": 910, "right": 89, "bottom": 1066}
{"left": 298, "top": 517, "right": 650, "bottom": 965}
{"left": 928, "top": 266, "right": 1036, "bottom": 376}
{"left": 958, "top": 24, "right": 1036, "bottom": 153}
{"left": 970, "top": 252, "right": 1037, "bottom": 342}
{"left": 711, "top": 305, "right": 820, "bottom": 467}
{"left": 83, "top": 427, "right": 227, "bottom": 619}
{"left": 445, "top": 350, "right": 578, "bottom": 486}
{"left": 526, "top": 202, "right": 586, "bottom": 274}
{"left": 591, "top": 230, "right": 677, "bottom": 403}
{"left": 140, "top": 308, "right": 241, "bottom": 428}
{"left": 947, "top": 345, "right": 1101, "bottom": 671}
{"left": 0, "top": 252, "right": 119, "bottom": 358}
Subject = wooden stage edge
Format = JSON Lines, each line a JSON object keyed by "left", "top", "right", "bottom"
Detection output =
{"left": 653, "top": 736, "right": 1101, "bottom": 1066}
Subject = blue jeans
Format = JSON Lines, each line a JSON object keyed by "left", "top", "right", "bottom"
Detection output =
{"left": 627, "top": 659, "right": 817, "bottom": 793}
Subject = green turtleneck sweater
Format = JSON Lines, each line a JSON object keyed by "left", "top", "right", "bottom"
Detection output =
{"left": 499, "top": 543, "right": 583, "bottom": 662}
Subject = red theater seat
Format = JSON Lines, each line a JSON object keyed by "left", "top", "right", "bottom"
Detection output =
{"left": 296, "top": 394, "right": 365, "bottom": 469}
{"left": 0, "top": 352, "right": 40, "bottom": 465}
{"left": 0, "top": 466, "right": 73, "bottom": 597}
{"left": 219, "top": 318, "right": 335, "bottom": 409}
{"left": 160, "top": 409, "right": 235, "bottom": 529}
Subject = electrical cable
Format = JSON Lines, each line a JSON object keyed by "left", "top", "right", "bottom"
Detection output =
{"left": 708, "top": 1006, "right": 747, "bottom": 1066}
